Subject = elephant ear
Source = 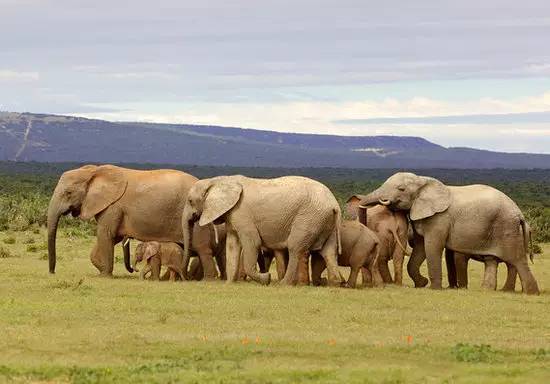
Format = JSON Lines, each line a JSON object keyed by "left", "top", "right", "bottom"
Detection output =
{"left": 410, "top": 177, "right": 451, "bottom": 221}
{"left": 143, "top": 242, "right": 160, "bottom": 261}
{"left": 198, "top": 181, "right": 243, "bottom": 227}
{"left": 345, "top": 195, "right": 365, "bottom": 220}
{"left": 80, "top": 165, "right": 128, "bottom": 220}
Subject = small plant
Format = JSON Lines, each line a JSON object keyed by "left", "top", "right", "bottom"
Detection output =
{"left": 0, "top": 246, "right": 19, "bottom": 258}
{"left": 23, "top": 237, "right": 35, "bottom": 244}
{"left": 158, "top": 313, "right": 169, "bottom": 324}
{"left": 32, "top": 228, "right": 40, "bottom": 234}
{"left": 451, "top": 343, "right": 497, "bottom": 363}
{"left": 2, "top": 236, "right": 16, "bottom": 245}
{"left": 26, "top": 244, "right": 38, "bottom": 253}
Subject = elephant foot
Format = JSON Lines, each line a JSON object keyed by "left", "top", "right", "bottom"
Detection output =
{"left": 257, "top": 272, "right": 271, "bottom": 286}
{"left": 98, "top": 272, "right": 113, "bottom": 278}
{"left": 429, "top": 282, "right": 443, "bottom": 290}
{"left": 414, "top": 276, "right": 429, "bottom": 288}
{"left": 500, "top": 285, "right": 515, "bottom": 293}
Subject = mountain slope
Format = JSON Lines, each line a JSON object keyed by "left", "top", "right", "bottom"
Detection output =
{"left": 0, "top": 112, "right": 548, "bottom": 168}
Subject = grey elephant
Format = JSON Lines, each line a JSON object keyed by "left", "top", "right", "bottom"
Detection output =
{"left": 133, "top": 241, "right": 184, "bottom": 281}
{"left": 47, "top": 164, "right": 220, "bottom": 279}
{"left": 182, "top": 175, "right": 343, "bottom": 286}
{"left": 347, "top": 197, "right": 409, "bottom": 285}
{"left": 356, "top": 172, "right": 539, "bottom": 294}
{"left": 311, "top": 220, "right": 383, "bottom": 288}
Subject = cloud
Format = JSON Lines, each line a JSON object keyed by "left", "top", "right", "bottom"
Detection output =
{"left": 0, "top": 70, "right": 39, "bottom": 82}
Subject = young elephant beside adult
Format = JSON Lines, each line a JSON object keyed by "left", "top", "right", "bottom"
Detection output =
{"left": 356, "top": 172, "right": 539, "bottom": 294}
{"left": 182, "top": 175, "right": 343, "bottom": 286}
{"left": 346, "top": 198, "right": 409, "bottom": 285}
{"left": 133, "top": 241, "right": 184, "bottom": 281}
{"left": 47, "top": 165, "right": 220, "bottom": 279}
{"left": 311, "top": 220, "right": 383, "bottom": 288}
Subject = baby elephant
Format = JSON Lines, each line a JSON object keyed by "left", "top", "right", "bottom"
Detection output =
{"left": 133, "top": 241, "right": 184, "bottom": 281}
{"left": 311, "top": 220, "right": 383, "bottom": 288}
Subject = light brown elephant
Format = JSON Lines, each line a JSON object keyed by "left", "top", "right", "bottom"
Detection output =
{"left": 356, "top": 172, "right": 539, "bottom": 294}
{"left": 311, "top": 220, "right": 383, "bottom": 288}
{"left": 182, "top": 175, "right": 343, "bottom": 286}
{"left": 133, "top": 241, "right": 184, "bottom": 281}
{"left": 47, "top": 164, "right": 219, "bottom": 278}
{"left": 181, "top": 224, "right": 227, "bottom": 280}
{"left": 346, "top": 197, "right": 409, "bottom": 285}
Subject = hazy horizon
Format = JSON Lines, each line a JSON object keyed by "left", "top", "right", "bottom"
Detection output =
{"left": 1, "top": 1, "right": 550, "bottom": 153}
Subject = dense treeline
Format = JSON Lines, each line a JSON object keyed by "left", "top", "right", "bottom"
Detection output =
{"left": 0, "top": 162, "right": 549, "bottom": 245}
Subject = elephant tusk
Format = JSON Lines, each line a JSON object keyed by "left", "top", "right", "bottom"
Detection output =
{"left": 213, "top": 225, "right": 219, "bottom": 245}
{"left": 379, "top": 198, "right": 391, "bottom": 206}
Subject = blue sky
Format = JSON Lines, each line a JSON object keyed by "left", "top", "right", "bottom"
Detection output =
{"left": 1, "top": 0, "right": 550, "bottom": 153}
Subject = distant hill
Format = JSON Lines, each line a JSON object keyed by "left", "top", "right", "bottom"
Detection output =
{"left": 1, "top": 112, "right": 548, "bottom": 168}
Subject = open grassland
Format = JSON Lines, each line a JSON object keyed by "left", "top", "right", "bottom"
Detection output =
{"left": 0, "top": 229, "right": 549, "bottom": 383}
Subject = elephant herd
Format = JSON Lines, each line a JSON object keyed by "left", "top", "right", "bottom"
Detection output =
{"left": 46, "top": 164, "right": 540, "bottom": 294}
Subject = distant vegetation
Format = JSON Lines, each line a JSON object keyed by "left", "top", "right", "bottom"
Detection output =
{"left": 1, "top": 162, "right": 549, "bottom": 245}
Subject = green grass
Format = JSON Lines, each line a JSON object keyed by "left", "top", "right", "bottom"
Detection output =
{"left": 0, "top": 230, "right": 549, "bottom": 383}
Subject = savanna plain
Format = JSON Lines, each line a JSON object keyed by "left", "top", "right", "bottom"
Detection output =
{"left": 0, "top": 163, "right": 549, "bottom": 383}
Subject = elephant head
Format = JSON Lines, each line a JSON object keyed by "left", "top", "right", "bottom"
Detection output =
{"left": 182, "top": 178, "right": 242, "bottom": 279}
{"left": 47, "top": 165, "right": 127, "bottom": 273}
{"left": 355, "top": 172, "right": 451, "bottom": 222}
{"left": 133, "top": 242, "right": 160, "bottom": 271}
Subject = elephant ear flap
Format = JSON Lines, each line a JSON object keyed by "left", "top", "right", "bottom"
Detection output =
{"left": 80, "top": 165, "right": 128, "bottom": 220}
{"left": 144, "top": 242, "right": 160, "bottom": 261}
{"left": 199, "top": 181, "right": 243, "bottom": 227}
{"left": 346, "top": 194, "right": 367, "bottom": 220}
{"left": 410, "top": 177, "right": 451, "bottom": 221}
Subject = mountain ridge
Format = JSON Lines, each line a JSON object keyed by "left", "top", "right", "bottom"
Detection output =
{"left": 0, "top": 112, "right": 548, "bottom": 169}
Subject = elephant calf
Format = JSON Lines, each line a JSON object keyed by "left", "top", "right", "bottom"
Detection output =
{"left": 311, "top": 220, "right": 383, "bottom": 288}
{"left": 133, "top": 241, "right": 184, "bottom": 281}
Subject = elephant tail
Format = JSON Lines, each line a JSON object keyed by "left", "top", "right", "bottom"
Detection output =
{"left": 520, "top": 219, "right": 533, "bottom": 263}
{"left": 334, "top": 208, "right": 342, "bottom": 255}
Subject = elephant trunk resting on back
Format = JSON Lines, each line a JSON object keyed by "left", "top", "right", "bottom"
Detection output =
{"left": 355, "top": 172, "right": 539, "bottom": 295}
{"left": 47, "top": 164, "right": 221, "bottom": 278}
{"left": 182, "top": 175, "right": 343, "bottom": 286}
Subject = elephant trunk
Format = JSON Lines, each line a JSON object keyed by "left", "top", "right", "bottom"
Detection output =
{"left": 182, "top": 207, "right": 194, "bottom": 280}
{"left": 131, "top": 251, "right": 139, "bottom": 272}
{"left": 358, "top": 190, "right": 385, "bottom": 208}
{"left": 47, "top": 196, "right": 62, "bottom": 274}
{"left": 123, "top": 237, "right": 133, "bottom": 273}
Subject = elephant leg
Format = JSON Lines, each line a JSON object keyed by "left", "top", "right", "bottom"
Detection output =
{"left": 317, "top": 231, "right": 343, "bottom": 287}
{"left": 92, "top": 208, "right": 122, "bottom": 276}
{"left": 361, "top": 267, "right": 373, "bottom": 288}
{"left": 378, "top": 259, "right": 393, "bottom": 284}
{"left": 501, "top": 262, "right": 517, "bottom": 292}
{"left": 310, "top": 252, "right": 326, "bottom": 286}
{"left": 225, "top": 229, "right": 242, "bottom": 283}
{"left": 445, "top": 249, "right": 457, "bottom": 288}
{"left": 240, "top": 235, "right": 270, "bottom": 285}
{"left": 392, "top": 248, "right": 404, "bottom": 286}
{"left": 140, "top": 264, "right": 151, "bottom": 280}
{"left": 481, "top": 257, "right": 498, "bottom": 290}
{"left": 196, "top": 247, "right": 217, "bottom": 280}
{"left": 160, "top": 270, "right": 171, "bottom": 281}
{"left": 514, "top": 259, "right": 540, "bottom": 295}
{"left": 423, "top": 236, "right": 446, "bottom": 290}
{"left": 150, "top": 259, "right": 161, "bottom": 281}
{"left": 274, "top": 249, "right": 287, "bottom": 280}
{"left": 214, "top": 251, "right": 226, "bottom": 280}
{"left": 407, "top": 236, "right": 428, "bottom": 288}
{"left": 455, "top": 253, "right": 469, "bottom": 288}
{"left": 296, "top": 252, "right": 310, "bottom": 286}
{"left": 347, "top": 266, "right": 359, "bottom": 288}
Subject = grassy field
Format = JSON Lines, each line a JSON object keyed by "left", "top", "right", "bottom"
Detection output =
{"left": 0, "top": 229, "right": 549, "bottom": 383}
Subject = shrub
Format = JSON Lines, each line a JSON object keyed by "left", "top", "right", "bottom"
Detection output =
{"left": 451, "top": 343, "right": 497, "bottom": 363}
{"left": 23, "top": 237, "right": 35, "bottom": 244}
{"left": 2, "top": 236, "right": 15, "bottom": 245}
{"left": 0, "top": 246, "right": 18, "bottom": 258}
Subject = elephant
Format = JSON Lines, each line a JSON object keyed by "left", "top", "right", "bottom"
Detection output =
{"left": 47, "top": 164, "right": 220, "bottom": 279}
{"left": 133, "top": 241, "right": 184, "bottom": 281}
{"left": 311, "top": 220, "right": 383, "bottom": 288}
{"left": 346, "top": 197, "right": 409, "bottom": 285}
{"left": 355, "top": 172, "right": 539, "bottom": 294}
{"left": 181, "top": 224, "right": 227, "bottom": 280}
{"left": 445, "top": 250, "right": 517, "bottom": 291}
{"left": 182, "top": 175, "right": 343, "bottom": 286}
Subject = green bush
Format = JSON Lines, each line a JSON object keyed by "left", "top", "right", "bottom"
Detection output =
{"left": 451, "top": 343, "right": 497, "bottom": 363}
